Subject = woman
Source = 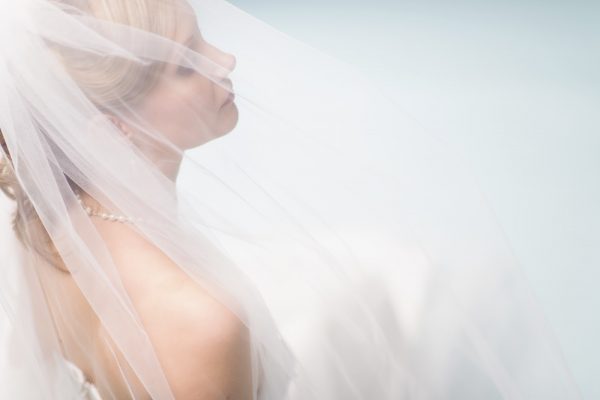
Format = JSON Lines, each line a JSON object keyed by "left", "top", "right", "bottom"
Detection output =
{"left": 0, "top": 0, "right": 581, "bottom": 399}
{"left": 0, "top": 1, "right": 262, "bottom": 398}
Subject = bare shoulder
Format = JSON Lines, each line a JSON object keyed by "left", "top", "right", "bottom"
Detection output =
{"left": 146, "top": 276, "right": 254, "bottom": 399}
{"left": 100, "top": 225, "right": 254, "bottom": 399}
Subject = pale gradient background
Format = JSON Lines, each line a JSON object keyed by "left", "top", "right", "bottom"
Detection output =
{"left": 227, "top": 0, "right": 600, "bottom": 398}
{"left": 0, "top": 0, "right": 595, "bottom": 397}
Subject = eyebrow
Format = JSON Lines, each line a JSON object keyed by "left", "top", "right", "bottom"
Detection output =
{"left": 171, "top": 34, "right": 197, "bottom": 71}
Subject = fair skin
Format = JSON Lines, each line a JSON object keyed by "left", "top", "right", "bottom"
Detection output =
{"left": 114, "top": 1, "right": 238, "bottom": 182}
{"left": 40, "top": 1, "right": 253, "bottom": 398}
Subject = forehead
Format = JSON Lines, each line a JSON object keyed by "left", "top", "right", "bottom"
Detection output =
{"left": 172, "top": 0, "right": 199, "bottom": 42}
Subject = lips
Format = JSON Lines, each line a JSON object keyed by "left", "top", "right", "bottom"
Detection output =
{"left": 220, "top": 79, "right": 234, "bottom": 105}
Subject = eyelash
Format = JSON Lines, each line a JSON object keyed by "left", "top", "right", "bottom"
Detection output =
{"left": 175, "top": 36, "right": 203, "bottom": 77}
{"left": 176, "top": 65, "right": 195, "bottom": 76}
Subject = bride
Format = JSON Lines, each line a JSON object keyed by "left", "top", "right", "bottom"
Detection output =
{"left": 0, "top": 0, "right": 581, "bottom": 399}
{"left": 1, "top": 1, "right": 255, "bottom": 398}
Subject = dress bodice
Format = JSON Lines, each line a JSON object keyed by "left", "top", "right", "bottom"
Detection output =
{"left": 64, "top": 359, "right": 102, "bottom": 400}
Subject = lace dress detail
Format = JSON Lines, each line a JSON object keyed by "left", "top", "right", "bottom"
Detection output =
{"left": 64, "top": 359, "right": 102, "bottom": 400}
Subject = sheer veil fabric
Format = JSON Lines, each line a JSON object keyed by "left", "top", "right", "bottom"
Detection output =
{"left": 0, "top": 0, "right": 581, "bottom": 398}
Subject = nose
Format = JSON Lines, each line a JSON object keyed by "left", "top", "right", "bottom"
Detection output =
{"left": 208, "top": 42, "right": 236, "bottom": 79}
{"left": 219, "top": 53, "right": 236, "bottom": 78}
{"left": 223, "top": 53, "right": 236, "bottom": 74}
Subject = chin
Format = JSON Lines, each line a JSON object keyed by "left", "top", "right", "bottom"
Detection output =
{"left": 187, "top": 107, "right": 239, "bottom": 149}
{"left": 219, "top": 103, "right": 239, "bottom": 136}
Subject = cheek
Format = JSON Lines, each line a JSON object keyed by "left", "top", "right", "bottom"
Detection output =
{"left": 140, "top": 82, "right": 219, "bottom": 148}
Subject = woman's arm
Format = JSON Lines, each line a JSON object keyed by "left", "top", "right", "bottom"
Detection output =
{"left": 103, "top": 225, "right": 255, "bottom": 399}
{"left": 148, "top": 279, "right": 254, "bottom": 399}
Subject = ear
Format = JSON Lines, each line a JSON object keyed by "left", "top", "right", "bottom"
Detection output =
{"left": 106, "top": 114, "right": 135, "bottom": 139}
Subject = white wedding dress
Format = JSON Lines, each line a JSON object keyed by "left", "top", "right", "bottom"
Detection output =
{"left": 64, "top": 359, "right": 102, "bottom": 400}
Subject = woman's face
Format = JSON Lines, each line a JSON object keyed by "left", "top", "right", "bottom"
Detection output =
{"left": 132, "top": 0, "right": 238, "bottom": 151}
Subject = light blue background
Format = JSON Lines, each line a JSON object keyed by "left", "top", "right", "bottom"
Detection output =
{"left": 229, "top": 0, "right": 600, "bottom": 398}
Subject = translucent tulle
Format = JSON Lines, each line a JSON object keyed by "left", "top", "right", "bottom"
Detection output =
{"left": 0, "top": 0, "right": 580, "bottom": 398}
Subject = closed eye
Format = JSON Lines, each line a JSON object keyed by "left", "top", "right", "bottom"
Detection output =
{"left": 174, "top": 34, "right": 201, "bottom": 77}
{"left": 176, "top": 65, "right": 195, "bottom": 76}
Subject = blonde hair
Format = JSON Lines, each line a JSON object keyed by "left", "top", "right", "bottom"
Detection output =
{"left": 0, "top": 0, "right": 177, "bottom": 267}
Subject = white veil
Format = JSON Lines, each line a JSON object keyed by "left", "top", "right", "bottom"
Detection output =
{"left": 0, "top": 0, "right": 581, "bottom": 398}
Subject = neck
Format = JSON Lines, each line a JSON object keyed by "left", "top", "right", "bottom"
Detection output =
{"left": 137, "top": 139, "right": 184, "bottom": 183}
{"left": 76, "top": 148, "right": 183, "bottom": 217}
{"left": 155, "top": 152, "right": 183, "bottom": 182}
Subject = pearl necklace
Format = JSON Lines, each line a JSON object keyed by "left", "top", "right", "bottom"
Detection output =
{"left": 75, "top": 193, "right": 141, "bottom": 224}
